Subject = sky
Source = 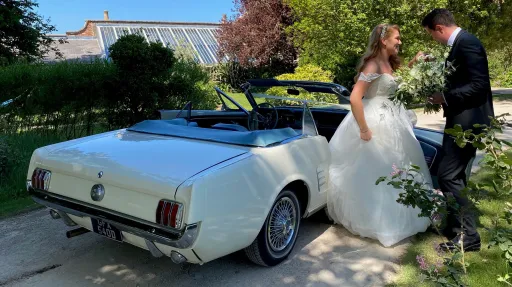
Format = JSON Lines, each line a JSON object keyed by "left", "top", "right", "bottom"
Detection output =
{"left": 35, "top": 0, "right": 236, "bottom": 34}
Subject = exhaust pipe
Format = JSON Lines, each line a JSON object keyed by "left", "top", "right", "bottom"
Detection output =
{"left": 170, "top": 250, "right": 188, "bottom": 264}
{"left": 66, "top": 227, "right": 90, "bottom": 238}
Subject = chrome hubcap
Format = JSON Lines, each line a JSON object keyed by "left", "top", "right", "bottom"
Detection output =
{"left": 267, "top": 197, "right": 297, "bottom": 252}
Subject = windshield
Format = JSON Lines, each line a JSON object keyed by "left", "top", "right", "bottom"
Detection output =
{"left": 215, "top": 81, "right": 351, "bottom": 112}
{"left": 245, "top": 84, "right": 351, "bottom": 111}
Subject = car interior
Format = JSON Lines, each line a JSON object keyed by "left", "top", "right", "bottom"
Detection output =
{"left": 159, "top": 84, "right": 350, "bottom": 142}
{"left": 147, "top": 82, "right": 445, "bottom": 182}
{"left": 162, "top": 104, "right": 346, "bottom": 140}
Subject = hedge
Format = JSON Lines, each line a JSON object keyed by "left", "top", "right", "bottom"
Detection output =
{"left": 0, "top": 35, "right": 217, "bottom": 139}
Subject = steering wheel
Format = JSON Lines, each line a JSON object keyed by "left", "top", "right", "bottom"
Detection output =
{"left": 247, "top": 102, "right": 279, "bottom": 130}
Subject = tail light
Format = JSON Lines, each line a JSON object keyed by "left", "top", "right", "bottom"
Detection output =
{"left": 31, "top": 168, "right": 52, "bottom": 191}
{"left": 156, "top": 200, "right": 184, "bottom": 229}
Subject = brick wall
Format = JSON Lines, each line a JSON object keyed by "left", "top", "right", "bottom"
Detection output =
{"left": 66, "top": 21, "right": 96, "bottom": 37}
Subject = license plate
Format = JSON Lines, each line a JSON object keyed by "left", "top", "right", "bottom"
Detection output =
{"left": 91, "top": 218, "right": 123, "bottom": 242}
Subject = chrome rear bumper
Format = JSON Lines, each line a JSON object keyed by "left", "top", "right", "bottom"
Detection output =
{"left": 29, "top": 189, "right": 199, "bottom": 249}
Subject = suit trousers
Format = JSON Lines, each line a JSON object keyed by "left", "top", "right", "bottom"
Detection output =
{"left": 437, "top": 133, "right": 479, "bottom": 239}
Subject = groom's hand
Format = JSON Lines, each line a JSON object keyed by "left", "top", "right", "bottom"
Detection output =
{"left": 428, "top": 92, "right": 445, "bottom": 104}
{"left": 408, "top": 51, "right": 425, "bottom": 68}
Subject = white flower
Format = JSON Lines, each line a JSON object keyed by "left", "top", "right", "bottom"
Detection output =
{"left": 391, "top": 46, "right": 453, "bottom": 114}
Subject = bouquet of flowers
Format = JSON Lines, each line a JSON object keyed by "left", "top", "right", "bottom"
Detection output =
{"left": 391, "top": 47, "right": 455, "bottom": 114}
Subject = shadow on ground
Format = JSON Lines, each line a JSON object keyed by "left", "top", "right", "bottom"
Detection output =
{"left": 1, "top": 209, "right": 409, "bottom": 287}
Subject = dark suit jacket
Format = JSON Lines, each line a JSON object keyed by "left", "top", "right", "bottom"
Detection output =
{"left": 443, "top": 30, "right": 494, "bottom": 130}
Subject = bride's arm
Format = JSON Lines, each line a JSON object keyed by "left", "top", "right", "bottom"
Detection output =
{"left": 350, "top": 77, "right": 373, "bottom": 141}
{"left": 350, "top": 63, "right": 378, "bottom": 141}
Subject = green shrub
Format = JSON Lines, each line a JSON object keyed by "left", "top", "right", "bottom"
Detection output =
{"left": 500, "top": 71, "right": 512, "bottom": 87}
{"left": 212, "top": 61, "right": 295, "bottom": 93}
{"left": 0, "top": 59, "right": 115, "bottom": 138}
{"left": 106, "top": 34, "right": 177, "bottom": 127}
{"left": 266, "top": 64, "right": 338, "bottom": 103}
{"left": 273, "top": 64, "right": 334, "bottom": 82}
{"left": 488, "top": 48, "right": 512, "bottom": 88}
{"left": 0, "top": 137, "right": 8, "bottom": 181}
{"left": 0, "top": 34, "right": 219, "bottom": 136}
{"left": 165, "top": 54, "right": 218, "bottom": 110}
{"left": 0, "top": 132, "right": 65, "bottom": 201}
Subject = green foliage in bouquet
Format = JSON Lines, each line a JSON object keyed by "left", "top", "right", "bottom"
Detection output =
{"left": 391, "top": 46, "right": 454, "bottom": 114}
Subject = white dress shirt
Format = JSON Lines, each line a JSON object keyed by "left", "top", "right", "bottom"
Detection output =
{"left": 441, "top": 27, "right": 462, "bottom": 106}
{"left": 447, "top": 27, "right": 462, "bottom": 47}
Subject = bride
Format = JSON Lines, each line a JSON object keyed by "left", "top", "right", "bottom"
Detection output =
{"left": 327, "top": 24, "right": 432, "bottom": 247}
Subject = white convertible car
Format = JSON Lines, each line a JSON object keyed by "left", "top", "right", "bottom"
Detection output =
{"left": 27, "top": 79, "right": 445, "bottom": 266}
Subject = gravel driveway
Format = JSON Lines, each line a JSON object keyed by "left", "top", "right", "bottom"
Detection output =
{"left": 0, "top": 209, "right": 406, "bottom": 287}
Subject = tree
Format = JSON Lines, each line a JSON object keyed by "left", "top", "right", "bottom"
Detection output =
{"left": 108, "top": 34, "right": 176, "bottom": 126}
{"left": 217, "top": 0, "right": 297, "bottom": 69}
{"left": 0, "top": 0, "right": 60, "bottom": 64}
{"left": 286, "top": 0, "right": 448, "bottom": 86}
{"left": 106, "top": 34, "right": 217, "bottom": 127}
{"left": 286, "top": 0, "right": 512, "bottom": 87}
{"left": 448, "top": 0, "right": 512, "bottom": 50}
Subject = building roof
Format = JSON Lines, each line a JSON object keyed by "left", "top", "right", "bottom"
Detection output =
{"left": 44, "top": 37, "right": 103, "bottom": 63}
{"left": 68, "top": 20, "right": 220, "bottom": 36}
{"left": 45, "top": 11, "right": 223, "bottom": 65}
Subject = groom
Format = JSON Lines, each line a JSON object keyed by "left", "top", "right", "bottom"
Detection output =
{"left": 422, "top": 9, "right": 494, "bottom": 252}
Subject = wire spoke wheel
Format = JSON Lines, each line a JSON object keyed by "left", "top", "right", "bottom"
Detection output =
{"left": 267, "top": 197, "right": 296, "bottom": 252}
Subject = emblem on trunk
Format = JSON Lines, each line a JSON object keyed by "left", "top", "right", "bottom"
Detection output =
{"left": 91, "top": 184, "right": 105, "bottom": 201}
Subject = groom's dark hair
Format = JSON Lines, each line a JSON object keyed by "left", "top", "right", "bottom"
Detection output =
{"left": 422, "top": 9, "right": 456, "bottom": 30}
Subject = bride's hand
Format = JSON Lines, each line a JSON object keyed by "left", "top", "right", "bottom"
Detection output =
{"left": 360, "top": 129, "right": 372, "bottom": 141}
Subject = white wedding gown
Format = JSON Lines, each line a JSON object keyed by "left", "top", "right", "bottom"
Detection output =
{"left": 327, "top": 72, "right": 431, "bottom": 247}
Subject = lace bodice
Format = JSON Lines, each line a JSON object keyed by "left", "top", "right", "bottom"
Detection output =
{"left": 358, "top": 73, "right": 397, "bottom": 100}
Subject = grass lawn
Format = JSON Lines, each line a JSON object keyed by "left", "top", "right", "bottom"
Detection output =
{"left": 224, "top": 92, "right": 266, "bottom": 110}
{"left": 0, "top": 132, "right": 67, "bottom": 218}
{"left": 226, "top": 92, "right": 253, "bottom": 109}
{"left": 0, "top": 197, "right": 41, "bottom": 219}
{"left": 389, "top": 155, "right": 512, "bottom": 286}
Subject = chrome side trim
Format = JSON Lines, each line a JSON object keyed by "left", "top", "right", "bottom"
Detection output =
{"left": 305, "top": 203, "right": 327, "bottom": 218}
{"left": 30, "top": 190, "right": 200, "bottom": 249}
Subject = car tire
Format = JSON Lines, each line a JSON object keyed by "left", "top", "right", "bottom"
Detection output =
{"left": 244, "top": 189, "right": 301, "bottom": 266}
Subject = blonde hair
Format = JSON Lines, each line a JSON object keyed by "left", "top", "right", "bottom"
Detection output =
{"left": 354, "top": 24, "right": 401, "bottom": 82}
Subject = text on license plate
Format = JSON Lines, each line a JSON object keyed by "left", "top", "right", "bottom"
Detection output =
{"left": 91, "top": 218, "right": 123, "bottom": 242}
